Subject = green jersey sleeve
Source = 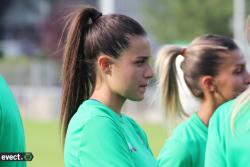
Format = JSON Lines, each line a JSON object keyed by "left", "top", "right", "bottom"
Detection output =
{"left": 158, "top": 140, "right": 192, "bottom": 167}
{"left": 77, "top": 116, "right": 135, "bottom": 167}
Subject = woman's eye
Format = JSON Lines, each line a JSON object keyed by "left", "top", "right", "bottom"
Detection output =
{"left": 137, "top": 61, "right": 144, "bottom": 64}
{"left": 135, "top": 60, "right": 145, "bottom": 66}
{"left": 234, "top": 68, "right": 243, "bottom": 74}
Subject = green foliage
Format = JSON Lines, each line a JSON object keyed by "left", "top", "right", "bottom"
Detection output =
{"left": 142, "top": 0, "right": 234, "bottom": 43}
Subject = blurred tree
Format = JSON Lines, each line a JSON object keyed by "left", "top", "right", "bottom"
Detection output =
{"left": 142, "top": 0, "right": 234, "bottom": 43}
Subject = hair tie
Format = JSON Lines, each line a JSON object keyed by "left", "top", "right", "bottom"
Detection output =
{"left": 181, "top": 48, "right": 186, "bottom": 56}
{"left": 93, "top": 12, "right": 102, "bottom": 22}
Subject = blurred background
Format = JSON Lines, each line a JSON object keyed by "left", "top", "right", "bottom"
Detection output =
{"left": 0, "top": 0, "right": 250, "bottom": 166}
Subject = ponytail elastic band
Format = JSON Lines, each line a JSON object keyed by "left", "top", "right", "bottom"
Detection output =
{"left": 181, "top": 48, "right": 186, "bottom": 56}
{"left": 93, "top": 12, "right": 102, "bottom": 22}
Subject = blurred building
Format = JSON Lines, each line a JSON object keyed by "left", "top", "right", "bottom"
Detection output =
{"left": 0, "top": 0, "right": 52, "bottom": 57}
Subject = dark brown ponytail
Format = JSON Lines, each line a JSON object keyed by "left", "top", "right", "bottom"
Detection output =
{"left": 60, "top": 6, "right": 102, "bottom": 141}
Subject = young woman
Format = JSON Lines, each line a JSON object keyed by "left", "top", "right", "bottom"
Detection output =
{"left": 60, "top": 6, "right": 158, "bottom": 167}
{"left": 0, "top": 75, "right": 26, "bottom": 167}
{"left": 155, "top": 34, "right": 250, "bottom": 167}
{"left": 205, "top": 18, "right": 250, "bottom": 167}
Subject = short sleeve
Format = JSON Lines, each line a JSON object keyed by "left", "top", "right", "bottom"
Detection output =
{"left": 157, "top": 140, "right": 192, "bottom": 167}
{"left": 78, "top": 116, "right": 136, "bottom": 167}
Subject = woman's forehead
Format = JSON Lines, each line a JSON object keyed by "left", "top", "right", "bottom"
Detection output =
{"left": 118, "top": 36, "right": 150, "bottom": 58}
{"left": 219, "top": 50, "right": 245, "bottom": 66}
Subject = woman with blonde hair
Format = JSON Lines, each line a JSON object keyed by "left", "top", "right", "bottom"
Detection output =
{"left": 156, "top": 34, "right": 250, "bottom": 167}
{"left": 205, "top": 17, "right": 250, "bottom": 167}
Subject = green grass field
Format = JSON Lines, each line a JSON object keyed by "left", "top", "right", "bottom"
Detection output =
{"left": 23, "top": 119, "right": 167, "bottom": 167}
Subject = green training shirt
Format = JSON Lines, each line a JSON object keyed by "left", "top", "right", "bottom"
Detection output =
{"left": 158, "top": 113, "right": 207, "bottom": 167}
{"left": 0, "top": 76, "right": 26, "bottom": 167}
{"left": 205, "top": 99, "right": 250, "bottom": 167}
{"left": 64, "top": 99, "right": 158, "bottom": 167}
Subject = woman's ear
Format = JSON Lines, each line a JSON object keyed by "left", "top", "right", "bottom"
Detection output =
{"left": 97, "top": 54, "right": 114, "bottom": 74}
{"left": 200, "top": 76, "right": 216, "bottom": 92}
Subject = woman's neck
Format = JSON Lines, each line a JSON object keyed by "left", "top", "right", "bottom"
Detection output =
{"left": 197, "top": 96, "right": 220, "bottom": 126}
{"left": 90, "top": 86, "right": 126, "bottom": 114}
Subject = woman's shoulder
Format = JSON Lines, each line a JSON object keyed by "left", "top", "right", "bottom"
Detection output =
{"left": 160, "top": 118, "right": 200, "bottom": 151}
{"left": 161, "top": 114, "right": 207, "bottom": 155}
{"left": 74, "top": 99, "right": 120, "bottom": 121}
{"left": 67, "top": 100, "right": 122, "bottom": 134}
{"left": 170, "top": 116, "right": 200, "bottom": 140}
{"left": 158, "top": 138, "right": 193, "bottom": 166}
{"left": 158, "top": 120, "right": 202, "bottom": 166}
